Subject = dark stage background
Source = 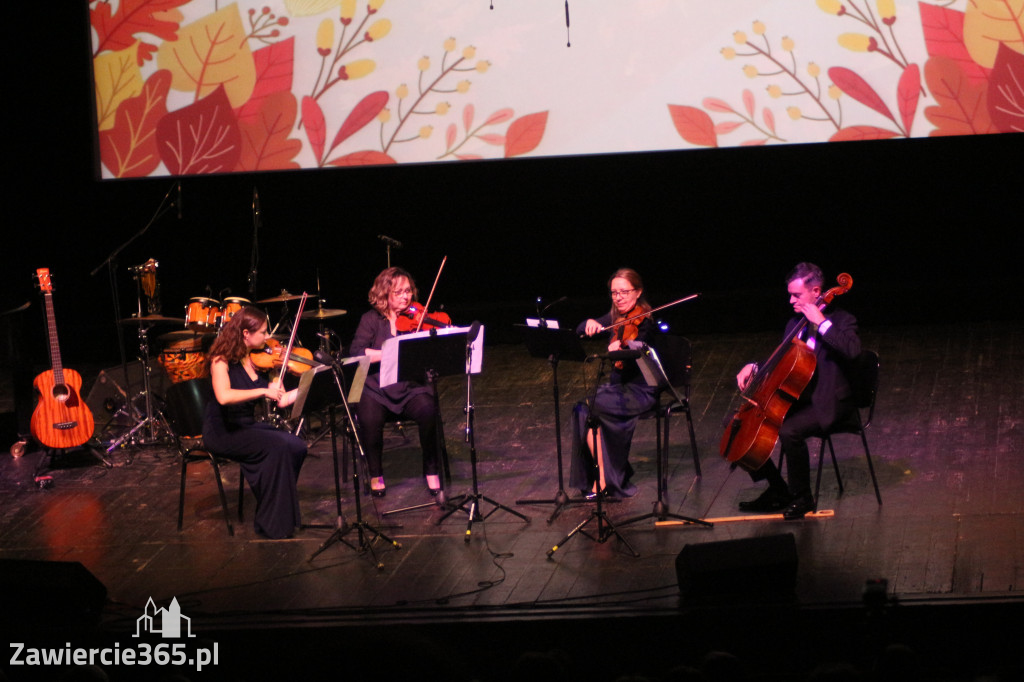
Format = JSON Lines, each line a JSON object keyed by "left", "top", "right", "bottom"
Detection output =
{"left": 4, "top": 5, "right": 1021, "bottom": 372}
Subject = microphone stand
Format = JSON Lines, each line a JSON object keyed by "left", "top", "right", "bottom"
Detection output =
{"left": 90, "top": 182, "right": 178, "bottom": 446}
{"left": 310, "top": 354, "right": 401, "bottom": 567}
{"left": 248, "top": 187, "right": 260, "bottom": 297}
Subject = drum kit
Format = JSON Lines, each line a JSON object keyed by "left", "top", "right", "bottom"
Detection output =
{"left": 105, "top": 260, "right": 347, "bottom": 452}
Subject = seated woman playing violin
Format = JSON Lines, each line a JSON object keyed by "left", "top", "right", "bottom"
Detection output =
{"left": 570, "top": 268, "right": 657, "bottom": 499}
{"left": 349, "top": 267, "right": 442, "bottom": 497}
{"left": 202, "top": 306, "right": 307, "bottom": 539}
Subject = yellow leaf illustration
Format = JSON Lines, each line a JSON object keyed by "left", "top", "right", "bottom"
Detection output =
{"left": 156, "top": 3, "right": 256, "bottom": 107}
{"left": 964, "top": 0, "right": 1024, "bottom": 68}
{"left": 94, "top": 42, "right": 143, "bottom": 132}
{"left": 284, "top": 0, "right": 343, "bottom": 17}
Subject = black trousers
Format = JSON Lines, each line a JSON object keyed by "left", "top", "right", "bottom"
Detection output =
{"left": 356, "top": 393, "right": 439, "bottom": 479}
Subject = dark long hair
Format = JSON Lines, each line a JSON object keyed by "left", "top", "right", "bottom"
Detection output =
{"left": 207, "top": 306, "right": 268, "bottom": 367}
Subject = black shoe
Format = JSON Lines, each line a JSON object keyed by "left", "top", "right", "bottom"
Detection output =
{"left": 782, "top": 494, "right": 815, "bottom": 520}
{"left": 739, "top": 487, "right": 792, "bottom": 512}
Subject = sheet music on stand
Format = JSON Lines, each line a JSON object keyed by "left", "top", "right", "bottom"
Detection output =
{"left": 636, "top": 345, "right": 685, "bottom": 405}
{"left": 380, "top": 325, "right": 483, "bottom": 387}
{"left": 290, "top": 355, "right": 371, "bottom": 420}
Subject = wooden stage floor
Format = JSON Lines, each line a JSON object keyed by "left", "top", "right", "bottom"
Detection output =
{"left": 1, "top": 320, "right": 1022, "bottom": 680}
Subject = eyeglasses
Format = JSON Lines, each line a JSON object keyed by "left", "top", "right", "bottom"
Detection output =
{"left": 391, "top": 288, "right": 413, "bottom": 296}
{"left": 609, "top": 289, "right": 635, "bottom": 299}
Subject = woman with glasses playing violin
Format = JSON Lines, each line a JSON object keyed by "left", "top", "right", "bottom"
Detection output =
{"left": 570, "top": 268, "right": 657, "bottom": 500}
{"left": 202, "top": 306, "right": 307, "bottom": 539}
{"left": 349, "top": 267, "right": 442, "bottom": 498}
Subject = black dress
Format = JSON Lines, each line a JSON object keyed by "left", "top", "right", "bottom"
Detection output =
{"left": 202, "top": 363, "right": 307, "bottom": 539}
{"left": 349, "top": 309, "right": 440, "bottom": 479}
{"left": 569, "top": 314, "right": 657, "bottom": 498}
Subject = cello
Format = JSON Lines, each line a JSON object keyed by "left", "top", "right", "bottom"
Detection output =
{"left": 719, "top": 273, "right": 852, "bottom": 472}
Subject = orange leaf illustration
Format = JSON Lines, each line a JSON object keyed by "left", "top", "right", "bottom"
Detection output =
{"left": 237, "top": 91, "right": 302, "bottom": 172}
{"left": 329, "top": 91, "right": 389, "bottom": 154}
{"left": 668, "top": 104, "right": 717, "bottom": 147}
{"left": 924, "top": 56, "right": 997, "bottom": 135}
{"left": 504, "top": 111, "right": 548, "bottom": 158}
{"left": 329, "top": 150, "right": 397, "bottom": 166}
{"left": 91, "top": 0, "right": 189, "bottom": 62}
{"left": 829, "top": 126, "right": 901, "bottom": 142}
{"left": 302, "top": 96, "right": 327, "bottom": 164}
{"left": 100, "top": 70, "right": 172, "bottom": 178}
{"left": 237, "top": 38, "right": 295, "bottom": 127}
{"left": 988, "top": 44, "right": 1024, "bottom": 132}
{"left": 156, "top": 86, "right": 242, "bottom": 175}
{"left": 919, "top": 2, "right": 990, "bottom": 84}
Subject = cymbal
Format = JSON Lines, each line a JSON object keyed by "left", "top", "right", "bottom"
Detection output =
{"left": 158, "top": 329, "right": 215, "bottom": 343}
{"left": 257, "top": 290, "right": 304, "bottom": 304}
{"left": 118, "top": 314, "right": 186, "bottom": 326}
{"left": 301, "top": 308, "right": 347, "bottom": 320}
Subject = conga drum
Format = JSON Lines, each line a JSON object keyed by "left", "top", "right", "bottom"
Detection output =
{"left": 158, "top": 335, "right": 209, "bottom": 384}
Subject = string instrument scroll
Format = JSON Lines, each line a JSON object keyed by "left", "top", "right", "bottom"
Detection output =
{"left": 719, "top": 273, "right": 853, "bottom": 473}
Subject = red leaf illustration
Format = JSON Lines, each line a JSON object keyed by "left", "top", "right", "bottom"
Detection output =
{"left": 237, "top": 38, "right": 295, "bottom": 127}
{"left": 919, "top": 2, "right": 990, "bottom": 85}
{"left": 477, "top": 133, "right": 506, "bottom": 145}
{"left": 329, "top": 90, "right": 389, "bottom": 153}
{"left": 100, "top": 70, "right": 171, "bottom": 178}
{"left": 329, "top": 150, "right": 397, "bottom": 166}
{"left": 91, "top": 0, "right": 190, "bottom": 62}
{"left": 739, "top": 139, "right": 768, "bottom": 146}
{"left": 504, "top": 111, "right": 548, "bottom": 158}
{"left": 455, "top": 154, "right": 484, "bottom": 160}
{"left": 714, "top": 121, "right": 743, "bottom": 135}
{"left": 742, "top": 89, "right": 755, "bottom": 117}
{"left": 301, "top": 96, "right": 327, "bottom": 164}
{"left": 829, "top": 67, "right": 895, "bottom": 123}
{"left": 463, "top": 104, "right": 475, "bottom": 132}
{"left": 897, "top": 64, "right": 921, "bottom": 136}
{"left": 446, "top": 123, "right": 457, "bottom": 149}
{"left": 237, "top": 91, "right": 302, "bottom": 172}
{"left": 763, "top": 107, "right": 776, "bottom": 135}
{"left": 668, "top": 104, "right": 717, "bottom": 147}
{"left": 156, "top": 86, "right": 241, "bottom": 175}
{"left": 988, "top": 44, "right": 1024, "bottom": 133}
{"left": 829, "top": 126, "right": 901, "bottom": 142}
{"left": 924, "top": 56, "right": 996, "bottom": 135}
{"left": 702, "top": 97, "right": 734, "bottom": 114}
{"left": 484, "top": 108, "right": 515, "bottom": 126}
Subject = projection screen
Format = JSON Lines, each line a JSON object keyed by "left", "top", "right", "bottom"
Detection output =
{"left": 89, "top": 0, "right": 1023, "bottom": 178}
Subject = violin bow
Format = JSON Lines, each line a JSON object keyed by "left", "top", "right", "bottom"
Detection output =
{"left": 275, "top": 292, "right": 309, "bottom": 397}
{"left": 415, "top": 255, "right": 447, "bottom": 333}
{"left": 599, "top": 293, "right": 700, "bottom": 333}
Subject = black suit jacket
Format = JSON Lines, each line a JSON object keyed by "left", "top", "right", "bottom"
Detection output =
{"left": 784, "top": 307, "right": 861, "bottom": 430}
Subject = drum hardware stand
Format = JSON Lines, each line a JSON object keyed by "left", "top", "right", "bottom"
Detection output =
{"left": 310, "top": 356, "right": 401, "bottom": 567}
{"left": 104, "top": 323, "right": 173, "bottom": 460}
{"left": 514, "top": 322, "right": 590, "bottom": 523}
{"left": 431, "top": 323, "right": 530, "bottom": 542}
{"left": 547, "top": 358, "right": 637, "bottom": 558}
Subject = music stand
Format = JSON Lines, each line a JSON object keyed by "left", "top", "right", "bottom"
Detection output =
{"left": 306, "top": 356, "right": 401, "bottom": 566}
{"left": 616, "top": 345, "right": 712, "bottom": 529}
{"left": 514, "top": 321, "right": 591, "bottom": 523}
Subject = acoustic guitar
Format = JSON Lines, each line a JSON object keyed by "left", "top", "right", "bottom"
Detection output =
{"left": 30, "top": 268, "right": 95, "bottom": 449}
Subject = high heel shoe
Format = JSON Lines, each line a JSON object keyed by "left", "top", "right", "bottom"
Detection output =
{"left": 370, "top": 476, "right": 387, "bottom": 498}
{"left": 425, "top": 474, "right": 442, "bottom": 496}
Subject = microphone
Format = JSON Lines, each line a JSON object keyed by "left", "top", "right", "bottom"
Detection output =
{"left": 253, "top": 187, "right": 260, "bottom": 215}
{"left": 540, "top": 296, "right": 568, "bottom": 315}
{"left": 378, "top": 234, "right": 402, "bottom": 248}
{"left": 176, "top": 181, "right": 183, "bottom": 219}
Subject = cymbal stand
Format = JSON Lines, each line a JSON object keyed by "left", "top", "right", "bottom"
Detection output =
{"left": 547, "top": 360, "right": 637, "bottom": 558}
{"left": 104, "top": 323, "right": 172, "bottom": 460}
{"left": 310, "top": 357, "right": 401, "bottom": 567}
{"left": 434, "top": 325, "right": 530, "bottom": 542}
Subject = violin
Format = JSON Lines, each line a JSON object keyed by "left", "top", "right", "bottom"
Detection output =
{"left": 250, "top": 338, "right": 317, "bottom": 375}
{"left": 609, "top": 304, "right": 647, "bottom": 369}
{"left": 395, "top": 303, "right": 452, "bottom": 333}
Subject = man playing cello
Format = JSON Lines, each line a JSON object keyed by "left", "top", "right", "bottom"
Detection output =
{"left": 733, "top": 262, "right": 861, "bottom": 519}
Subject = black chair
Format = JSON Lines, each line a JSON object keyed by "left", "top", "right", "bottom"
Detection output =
{"left": 806, "top": 350, "right": 883, "bottom": 509}
{"left": 163, "top": 377, "right": 245, "bottom": 535}
{"left": 639, "top": 333, "right": 702, "bottom": 494}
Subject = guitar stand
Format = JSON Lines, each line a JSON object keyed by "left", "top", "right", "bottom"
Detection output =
{"left": 547, "top": 361, "right": 636, "bottom": 558}
{"left": 34, "top": 439, "right": 113, "bottom": 487}
{"left": 309, "top": 363, "right": 400, "bottom": 567}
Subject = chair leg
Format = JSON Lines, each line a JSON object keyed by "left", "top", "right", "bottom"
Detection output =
{"left": 827, "top": 437, "right": 844, "bottom": 495}
{"left": 861, "top": 433, "right": 883, "bottom": 506}
{"left": 657, "top": 411, "right": 667, "bottom": 499}
{"left": 237, "top": 471, "right": 245, "bottom": 522}
{"left": 208, "top": 456, "right": 235, "bottom": 536}
{"left": 177, "top": 452, "right": 189, "bottom": 532}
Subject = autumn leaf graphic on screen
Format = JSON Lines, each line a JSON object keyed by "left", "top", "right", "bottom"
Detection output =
{"left": 668, "top": 0, "right": 1023, "bottom": 149}
{"left": 90, "top": 0, "right": 551, "bottom": 177}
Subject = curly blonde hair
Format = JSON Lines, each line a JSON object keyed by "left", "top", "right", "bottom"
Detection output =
{"left": 368, "top": 267, "right": 417, "bottom": 315}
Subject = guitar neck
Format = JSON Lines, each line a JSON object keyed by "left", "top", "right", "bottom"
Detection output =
{"left": 42, "top": 290, "right": 65, "bottom": 385}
